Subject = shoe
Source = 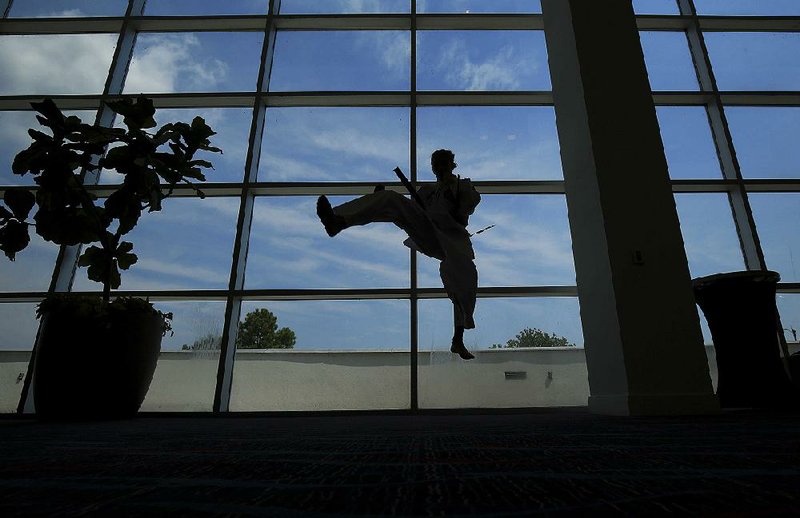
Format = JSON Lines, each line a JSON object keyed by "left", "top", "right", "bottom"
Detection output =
{"left": 450, "top": 340, "right": 475, "bottom": 360}
{"left": 316, "top": 195, "right": 346, "bottom": 237}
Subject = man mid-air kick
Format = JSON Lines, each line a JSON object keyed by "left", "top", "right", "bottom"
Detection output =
{"left": 315, "top": 149, "right": 481, "bottom": 360}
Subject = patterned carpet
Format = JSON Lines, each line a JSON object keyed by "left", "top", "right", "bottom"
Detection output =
{"left": 1, "top": 410, "right": 800, "bottom": 516}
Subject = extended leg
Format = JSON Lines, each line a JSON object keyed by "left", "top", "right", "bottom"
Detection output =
{"left": 317, "top": 191, "right": 445, "bottom": 259}
{"left": 440, "top": 257, "right": 478, "bottom": 360}
{"left": 316, "top": 196, "right": 346, "bottom": 237}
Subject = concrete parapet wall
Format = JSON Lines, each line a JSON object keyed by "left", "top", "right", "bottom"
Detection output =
{"left": 2, "top": 345, "right": 796, "bottom": 414}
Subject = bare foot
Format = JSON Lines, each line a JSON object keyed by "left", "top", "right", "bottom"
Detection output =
{"left": 316, "top": 195, "right": 346, "bottom": 237}
{"left": 450, "top": 339, "right": 475, "bottom": 360}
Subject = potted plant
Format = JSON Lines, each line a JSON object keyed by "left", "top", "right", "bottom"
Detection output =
{"left": 0, "top": 97, "right": 220, "bottom": 419}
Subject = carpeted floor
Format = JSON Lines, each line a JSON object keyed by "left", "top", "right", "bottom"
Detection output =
{"left": 1, "top": 409, "right": 800, "bottom": 516}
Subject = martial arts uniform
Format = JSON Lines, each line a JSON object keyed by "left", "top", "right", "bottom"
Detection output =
{"left": 332, "top": 177, "right": 481, "bottom": 329}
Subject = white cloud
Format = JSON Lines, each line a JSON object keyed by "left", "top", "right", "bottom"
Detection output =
{"left": 338, "top": 0, "right": 391, "bottom": 13}
{"left": 261, "top": 153, "right": 337, "bottom": 181}
{"left": 371, "top": 31, "right": 410, "bottom": 72}
{"left": 250, "top": 200, "right": 324, "bottom": 237}
{"left": 126, "top": 257, "right": 229, "bottom": 287}
{"left": 259, "top": 107, "right": 408, "bottom": 181}
{"left": 47, "top": 9, "right": 85, "bottom": 17}
{"left": 436, "top": 39, "right": 535, "bottom": 91}
{"left": 456, "top": 137, "right": 563, "bottom": 180}
{"left": 124, "top": 34, "right": 228, "bottom": 93}
{"left": 309, "top": 126, "right": 405, "bottom": 162}
{"left": 242, "top": 196, "right": 410, "bottom": 287}
{"left": 470, "top": 203, "right": 575, "bottom": 285}
{"left": 0, "top": 32, "right": 229, "bottom": 97}
{"left": 0, "top": 34, "right": 116, "bottom": 95}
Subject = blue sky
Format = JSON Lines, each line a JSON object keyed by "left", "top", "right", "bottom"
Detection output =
{"left": 6, "top": 0, "right": 800, "bottom": 17}
{"left": 1, "top": 1, "right": 799, "bottom": 354}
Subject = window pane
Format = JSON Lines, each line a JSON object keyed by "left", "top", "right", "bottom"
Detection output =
{"left": 162, "top": 108, "right": 250, "bottom": 183}
{"left": 418, "top": 297, "right": 586, "bottom": 409}
{"left": 270, "top": 31, "right": 410, "bottom": 91}
{"left": 416, "top": 0, "right": 540, "bottom": 13}
{"left": 656, "top": 106, "right": 722, "bottom": 179}
{"left": 418, "top": 195, "right": 576, "bottom": 288}
{"left": 230, "top": 300, "right": 410, "bottom": 411}
{"left": 705, "top": 33, "right": 800, "bottom": 91}
{"left": 726, "top": 107, "right": 800, "bottom": 180}
{"left": 145, "top": 0, "right": 269, "bottom": 15}
{"left": 8, "top": 0, "right": 127, "bottom": 17}
{"left": 72, "top": 197, "right": 239, "bottom": 291}
{"left": 100, "top": 108, "right": 251, "bottom": 184}
{"left": 259, "top": 107, "right": 409, "bottom": 182}
{"left": 0, "top": 111, "right": 39, "bottom": 187}
{"left": 281, "top": 0, "right": 408, "bottom": 14}
{"left": 417, "top": 31, "right": 549, "bottom": 91}
{"left": 639, "top": 32, "right": 698, "bottom": 91}
{"left": 0, "top": 304, "right": 39, "bottom": 350}
{"left": 139, "top": 300, "right": 226, "bottom": 412}
{"left": 633, "top": 0, "right": 679, "bottom": 15}
{"left": 1, "top": 110, "right": 96, "bottom": 186}
{"left": 674, "top": 194, "right": 745, "bottom": 279}
{"left": 416, "top": 106, "right": 562, "bottom": 181}
{"left": 749, "top": 194, "right": 800, "bottom": 283}
{"left": 246, "top": 196, "right": 410, "bottom": 289}
{"left": 0, "top": 233, "right": 59, "bottom": 293}
{"left": 0, "top": 34, "right": 116, "bottom": 95}
{"left": 695, "top": 0, "right": 800, "bottom": 16}
{"left": 0, "top": 303, "right": 39, "bottom": 413}
{"left": 125, "top": 32, "right": 263, "bottom": 93}
{"left": 777, "top": 294, "right": 800, "bottom": 351}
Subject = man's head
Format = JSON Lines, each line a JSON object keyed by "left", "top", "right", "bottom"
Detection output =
{"left": 431, "top": 149, "right": 457, "bottom": 178}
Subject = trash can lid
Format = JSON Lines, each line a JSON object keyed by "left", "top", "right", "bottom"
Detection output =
{"left": 692, "top": 270, "right": 781, "bottom": 289}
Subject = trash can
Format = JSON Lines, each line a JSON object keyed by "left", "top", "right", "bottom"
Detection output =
{"left": 693, "top": 270, "right": 795, "bottom": 408}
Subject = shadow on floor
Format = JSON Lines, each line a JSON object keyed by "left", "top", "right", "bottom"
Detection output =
{"left": 1, "top": 409, "right": 800, "bottom": 516}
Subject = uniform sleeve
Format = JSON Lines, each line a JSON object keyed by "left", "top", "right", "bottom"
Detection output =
{"left": 455, "top": 178, "right": 481, "bottom": 225}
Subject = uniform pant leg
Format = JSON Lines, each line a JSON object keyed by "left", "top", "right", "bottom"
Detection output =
{"left": 333, "top": 190, "right": 444, "bottom": 259}
{"left": 439, "top": 255, "right": 477, "bottom": 330}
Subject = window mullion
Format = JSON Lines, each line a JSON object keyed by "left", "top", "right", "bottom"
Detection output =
{"left": 213, "top": 0, "right": 281, "bottom": 413}
{"left": 677, "top": 0, "right": 767, "bottom": 271}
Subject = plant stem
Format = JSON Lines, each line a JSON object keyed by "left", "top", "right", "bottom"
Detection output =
{"left": 101, "top": 236, "right": 114, "bottom": 304}
{"left": 74, "top": 175, "right": 113, "bottom": 303}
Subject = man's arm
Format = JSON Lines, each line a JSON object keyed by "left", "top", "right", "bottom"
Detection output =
{"left": 454, "top": 177, "right": 481, "bottom": 225}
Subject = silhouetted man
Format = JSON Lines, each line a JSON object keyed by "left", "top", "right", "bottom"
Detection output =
{"left": 316, "top": 149, "right": 481, "bottom": 360}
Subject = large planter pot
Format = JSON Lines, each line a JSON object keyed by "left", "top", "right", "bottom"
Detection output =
{"left": 693, "top": 271, "right": 795, "bottom": 408}
{"left": 33, "top": 297, "right": 165, "bottom": 420}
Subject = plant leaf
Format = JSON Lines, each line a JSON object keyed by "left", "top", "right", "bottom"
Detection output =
{"left": 30, "top": 99, "right": 65, "bottom": 128}
{"left": 12, "top": 143, "right": 48, "bottom": 176}
{"left": 104, "top": 188, "right": 142, "bottom": 235}
{"left": 0, "top": 219, "right": 30, "bottom": 260}
{"left": 28, "top": 128, "right": 53, "bottom": 143}
{"left": 188, "top": 159, "right": 213, "bottom": 169}
{"left": 115, "top": 241, "right": 137, "bottom": 270}
{"left": 107, "top": 96, "right": 156, "bottom": 129}
{"left": 34, "top": 208, "right": 103, "bottom": 246}
{"left": 77, "top": 245, "right": 104, "bottom": 267}
{"left": 78, "top": 245, "right": 121, "bottom": 289}
{"left": 3, "top": 188, "right": 35, "bottom": 221}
